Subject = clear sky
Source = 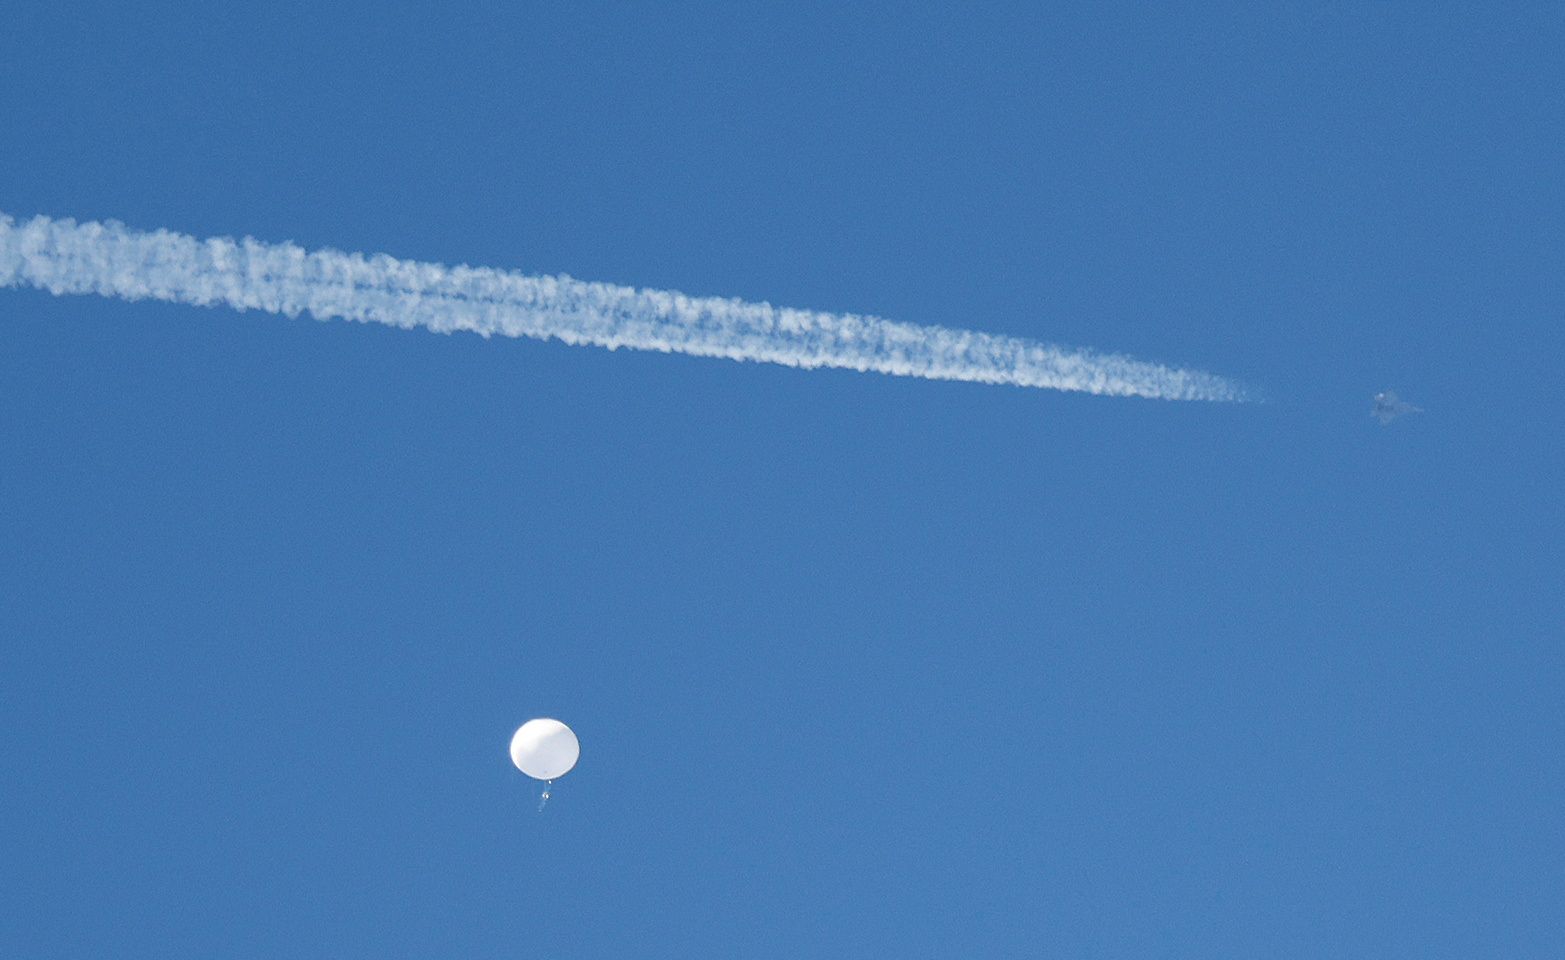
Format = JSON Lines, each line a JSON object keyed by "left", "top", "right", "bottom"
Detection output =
{"left": 2, "top": 2, "right": 1561, "bottom": 956}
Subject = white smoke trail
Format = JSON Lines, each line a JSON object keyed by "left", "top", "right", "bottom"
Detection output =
{"left": 0, "top": 212, "right": 1248, "bottom": 401}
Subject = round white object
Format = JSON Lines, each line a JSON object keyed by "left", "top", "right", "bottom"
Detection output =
{"left": 509, "top": 718, "right": 580, "bottom": 781}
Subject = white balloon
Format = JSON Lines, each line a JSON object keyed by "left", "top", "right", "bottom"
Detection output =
{"left": 509, "top": 718, "right": 580, "bottom": 781}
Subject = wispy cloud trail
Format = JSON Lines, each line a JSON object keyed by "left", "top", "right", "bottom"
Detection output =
{"left": 0, "top": 213, "right": 1247, "bottom": 401}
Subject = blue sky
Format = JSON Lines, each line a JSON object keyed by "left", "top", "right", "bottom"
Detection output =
{"left": 2, "top": 2, "right": 1562, "bottom": 956}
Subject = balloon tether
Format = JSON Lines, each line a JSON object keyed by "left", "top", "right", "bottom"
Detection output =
{"left": 538, "top": 780, "right": 553, "bottom": 812}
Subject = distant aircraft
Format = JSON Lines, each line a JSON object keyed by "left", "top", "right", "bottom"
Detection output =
{"left": 1372, "top": 390, "right": 1422, "bottom": 425}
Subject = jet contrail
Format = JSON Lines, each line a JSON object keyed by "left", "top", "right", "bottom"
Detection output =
{"left": 0, "top": 212, "right": 1248, "bottom": 401}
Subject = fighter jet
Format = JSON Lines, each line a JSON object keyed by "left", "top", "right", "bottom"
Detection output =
{"left": 1372, "top": 390, "right": 1421, "bottom": 425}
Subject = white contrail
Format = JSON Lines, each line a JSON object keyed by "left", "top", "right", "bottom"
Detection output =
{"left": 0, "top": 212, "right": 1248, "bottom": 401}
